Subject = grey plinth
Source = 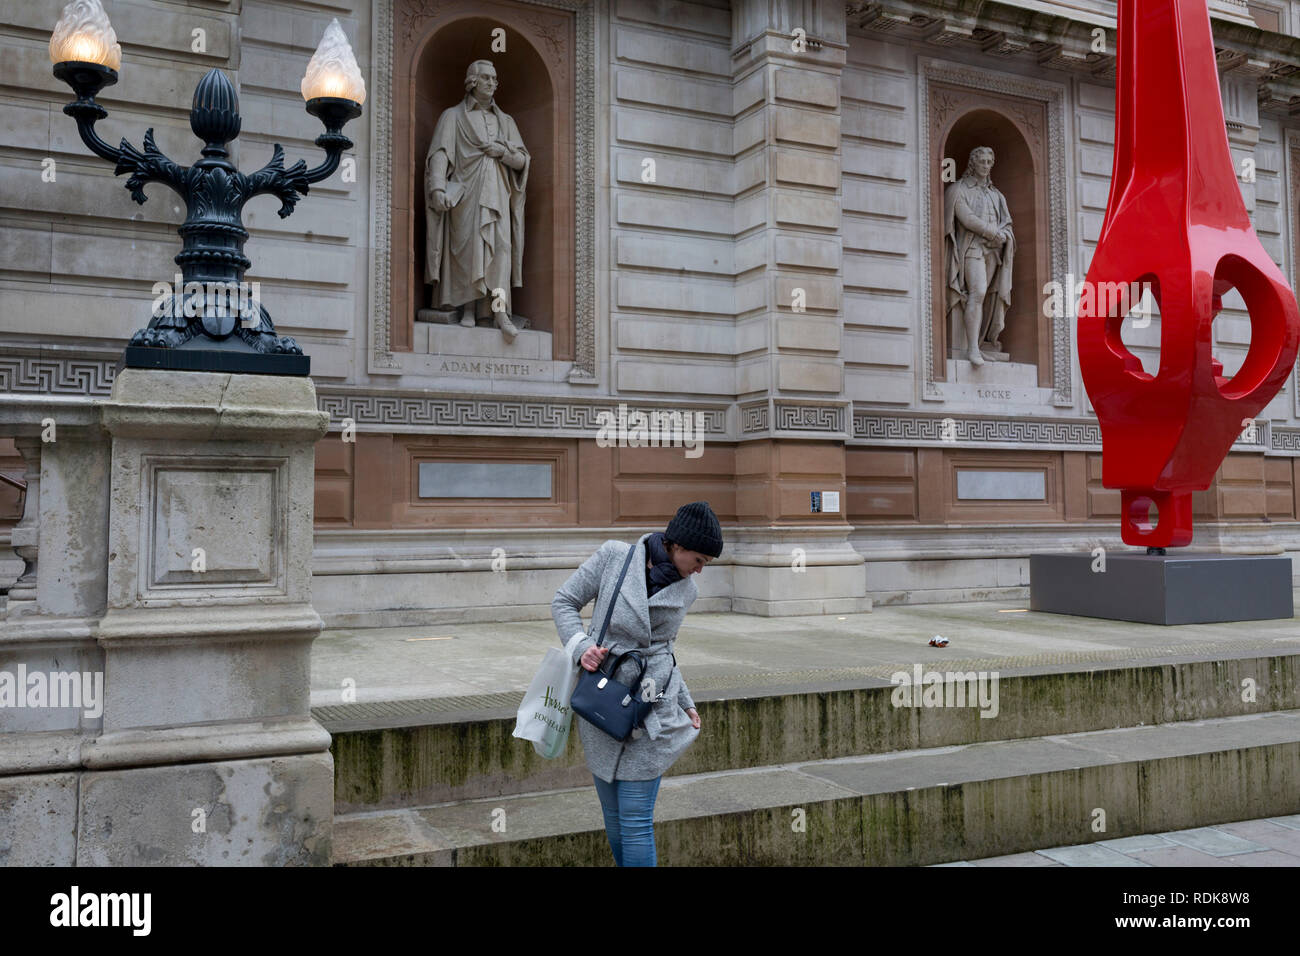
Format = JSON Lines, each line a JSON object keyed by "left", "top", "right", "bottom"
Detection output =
{"left": 1030, "top": 552, "right": 1295, "bottom": 625}
{"left": 87, "top": 369, "right": 332, "bottom": 865}
{"left": 0, "top": 370, "right": 334, "bottom": 865}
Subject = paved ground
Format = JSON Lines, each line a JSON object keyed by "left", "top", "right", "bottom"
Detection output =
{"left": 941, "top": 816, "right": 1300, "bottom": 866}
{"left": 311, "top": 598, "right": 1300, "bottom": 710}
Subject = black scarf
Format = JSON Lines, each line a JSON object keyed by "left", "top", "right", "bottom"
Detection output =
{"left": 645, "top": 532, "right": 682, "bottom": 597}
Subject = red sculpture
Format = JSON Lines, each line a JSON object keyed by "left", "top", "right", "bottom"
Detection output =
{"left": 1078, "top": 0, "right": 1300, "bottom": 547}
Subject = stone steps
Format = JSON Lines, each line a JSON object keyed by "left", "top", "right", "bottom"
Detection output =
{"left": 324, "top": 650, "right": 1300, "bottom": 813}
{"left": 332, "top": 709, "right": 1300, "bottom": 866}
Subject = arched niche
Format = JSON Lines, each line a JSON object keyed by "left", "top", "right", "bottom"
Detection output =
{"left": 390, "top": 1, "right": 576, "bottom": 358}
{"left": 929, "top": 92, "right": 1052, "bottom": 384}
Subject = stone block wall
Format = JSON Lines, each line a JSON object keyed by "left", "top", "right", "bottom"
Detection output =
{"left": 608, "top": 0, "right": 738, "bottom": 396}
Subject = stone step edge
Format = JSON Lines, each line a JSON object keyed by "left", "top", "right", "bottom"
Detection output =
{"left": 332, "top": 708, "right": 1300, "bottom": 866}
{"left": 314, "top": 641, "right": 1300, "bottom": 731}
{"left": 330, "top": 653, "right": 1300, "bottom": 814}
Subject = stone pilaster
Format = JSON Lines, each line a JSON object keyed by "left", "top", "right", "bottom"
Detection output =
{"left": 726, "top": 1, "right": 868, "bottom": 614}
{"left": 732, "top": 0, "right": 847, "bottom": 403}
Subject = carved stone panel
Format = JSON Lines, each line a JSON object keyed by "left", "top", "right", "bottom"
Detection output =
{"left": 143, "top": 456, "right": 289, "bottom": 601}
{"left": 150, "top": 465, "right": 281, "bottom": 589}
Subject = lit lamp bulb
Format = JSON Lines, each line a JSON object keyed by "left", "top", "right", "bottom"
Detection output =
{"left": 49, "top": 0, "right": 122, "bottom": 70}
{"left": 301, "top": 18, "right": 366, "bottom": 106}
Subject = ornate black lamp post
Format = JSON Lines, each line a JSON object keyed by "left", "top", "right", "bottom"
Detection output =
{"left": 49, "top": 2, "right": 366, "bottom": 375}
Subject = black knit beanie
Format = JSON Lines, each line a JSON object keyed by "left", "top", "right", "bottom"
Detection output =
{"left": 665, "top": 501, "right": 723, "bottom": 557}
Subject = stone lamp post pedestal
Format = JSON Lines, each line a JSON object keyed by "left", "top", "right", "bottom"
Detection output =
{"left": 82, "top": 369, "right": 332, "bottom": 865}
{"left": 0, "top": 369, "right": 333, "bottom": 865}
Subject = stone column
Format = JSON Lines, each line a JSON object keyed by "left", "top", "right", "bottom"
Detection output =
{"left": 727, "top": 0, "right": 869, "bottom": 615}
{"left": 77, "top": 369, "right": 332, "bottom": 865}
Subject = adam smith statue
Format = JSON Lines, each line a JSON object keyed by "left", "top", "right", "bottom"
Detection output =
{"left": 425, "top": 60, "right": 530, "bottom": 342}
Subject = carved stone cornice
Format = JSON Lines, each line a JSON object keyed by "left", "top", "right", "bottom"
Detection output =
{"left": 854, "top": 408, "right": 1101, "bottom": 449}
{"left": 1273, "top": 427, "right": 1300, "bottom": 453}
{"left": 312, "top": 392, "right": 851, "bottom": 442}
{"left": 853, "top": 408, "right": 1284, "bottom": 453}
{"left": 316, "top": 387, "right": 730, "bottom": 437}
{"left": 848, "top": 1, "right": 1115, "bottom": 78}
{"left": 735, "top": 399, "right": 851, "bottom": 440}
{"left": 0, "top": 349, "right": 118, "bottom": 397}
{"left": 1257, "top": 65, "right": 1300, "bottom": 114}
{"left": 848, "top": 0, "right": 1300, "bottom": 111}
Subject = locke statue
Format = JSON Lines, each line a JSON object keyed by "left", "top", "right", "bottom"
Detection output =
{"left": 424, "top": 59, "right": 531, "bottom": 343}
{"left": 944, "top": 146, "right": 1015, "bottom": 366}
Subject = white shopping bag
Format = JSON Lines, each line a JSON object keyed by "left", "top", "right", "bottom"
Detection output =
{"left": 513, "top": 633, "right": 585, "bottom": 759}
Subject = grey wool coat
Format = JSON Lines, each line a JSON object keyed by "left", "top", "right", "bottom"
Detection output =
{"left": 551, "top": 533, "right": 700, "bottom": 782}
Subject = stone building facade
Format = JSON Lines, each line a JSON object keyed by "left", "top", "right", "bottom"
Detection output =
{"left": 5, "top": 0, "right": 1300, "bottom": 625}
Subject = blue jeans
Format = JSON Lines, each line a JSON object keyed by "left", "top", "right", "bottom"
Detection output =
{"left": 592, "top": 774, "right": 663, "bottom": 867}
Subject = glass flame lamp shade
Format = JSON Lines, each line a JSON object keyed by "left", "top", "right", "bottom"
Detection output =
{"left": 49, "top": 0, "right": 122, "bottom": 70}
{"left": 301, "top": 18, "right": 366, "bottom": 105}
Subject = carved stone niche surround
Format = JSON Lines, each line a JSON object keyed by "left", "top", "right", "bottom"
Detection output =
{"left": 919, "top": 59, "right": 1071, "bottom": 406}
{"left": 368, "top": 0, "right": 596, "bottom": 381}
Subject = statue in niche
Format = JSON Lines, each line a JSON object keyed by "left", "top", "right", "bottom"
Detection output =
{"left": 943, "top": 146, "right": 1015, "bottom": 366}
{"left": 424, "top": 59, "right": 531, "bottom": 343}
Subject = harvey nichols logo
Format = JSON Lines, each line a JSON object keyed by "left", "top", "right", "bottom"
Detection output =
{"left": 542, "top": 685, "right": 569, "bottom": 715}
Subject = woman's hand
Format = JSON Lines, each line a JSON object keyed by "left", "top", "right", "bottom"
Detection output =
{"left": 580, "top": 646, "right": 609, "bottom": 672}
{"left": 686, "top": 707, "right": 700, "bottom": 730}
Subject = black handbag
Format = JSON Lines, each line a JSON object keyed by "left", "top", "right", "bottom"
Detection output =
{"left": 570, "top": 542, "right": 672, "bottom": 742}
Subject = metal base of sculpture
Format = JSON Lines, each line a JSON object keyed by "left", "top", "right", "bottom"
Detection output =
{"left": 122, "top": 342, "right": 309, "bottom": 376}
{"left": 1029, "top": 552, "right": 1293, "bottom": 625}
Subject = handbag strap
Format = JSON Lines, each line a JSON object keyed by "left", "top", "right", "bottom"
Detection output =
{"left": 594, "top": 539, "right": 638, "bottom": 649}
